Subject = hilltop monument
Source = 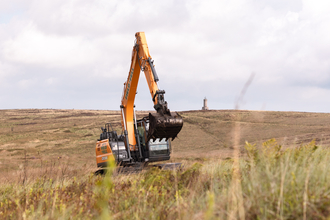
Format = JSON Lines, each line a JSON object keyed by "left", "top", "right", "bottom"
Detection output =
{"left": 202, "top": 97, "right": 209, "bottom": 110}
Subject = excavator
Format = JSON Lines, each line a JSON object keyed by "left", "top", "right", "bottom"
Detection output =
{"left": 95, "top": 32, "right": 183, "bottom": 170}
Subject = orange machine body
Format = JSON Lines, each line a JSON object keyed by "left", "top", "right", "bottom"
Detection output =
{"left": 95, "top": 139, "right": 115, "bottom": 167}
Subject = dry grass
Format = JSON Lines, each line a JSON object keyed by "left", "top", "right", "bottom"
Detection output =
{"left": 1, "top": 140, "right": 330, "bottom": 219}
{"left": 173, "top": 110, "right": 330, "bottom": 158}
{"left": 1, "top": 109, "right": 330, "bottom": 219}
{"left": 0, "top": 109, "right": 149, "bottom": 180}
{"left": 1, "top": 109, "right": 330, "bottom": 180}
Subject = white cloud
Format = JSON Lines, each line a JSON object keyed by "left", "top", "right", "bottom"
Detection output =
{"left": 300, "top": 86, "right": 330, "bottom": 100}
{"left": 0, "top": 0, "right": 330, "bottom": 112}
{"left": 3, "top": 23, "right": 100, "bottom": 68}
{"left": 0, "top": 61, "right": 16, "bottom": 77}
{"left": 17, "top": 78, "right": 36, "bottom": 89}
{"left": 302, "top": 0, "right": 330, "bottom": 17}
{"left": 45, "top": 77, "right": 59, "bottom": 85}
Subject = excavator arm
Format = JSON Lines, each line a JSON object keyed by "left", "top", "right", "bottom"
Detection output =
{"left": 120, "top": 32, "right": 183, "bottom": 152}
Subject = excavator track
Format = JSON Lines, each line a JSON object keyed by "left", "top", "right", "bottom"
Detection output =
{"left": 94, "top": 162, "right": 183, "bottom": 175}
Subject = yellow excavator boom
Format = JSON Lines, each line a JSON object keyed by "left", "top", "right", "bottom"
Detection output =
{"left": 120, "top": 32, "right": 183, "bottom": 152}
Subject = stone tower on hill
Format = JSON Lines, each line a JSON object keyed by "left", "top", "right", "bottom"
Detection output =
{"left": 202, "top": 97, "right": 209, "bottom": 110}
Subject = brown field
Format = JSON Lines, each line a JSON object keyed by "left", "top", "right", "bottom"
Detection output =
{"left": 0, "top": 109, "right": 330, "bottom": 182}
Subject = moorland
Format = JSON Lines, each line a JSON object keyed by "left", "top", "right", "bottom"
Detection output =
{"left": 1, "top": 109, "right": 330, "bottom": 219}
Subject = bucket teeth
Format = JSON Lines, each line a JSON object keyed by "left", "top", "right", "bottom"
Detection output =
{"left": 148, "top": 112, "right": 183, "bottom": 141}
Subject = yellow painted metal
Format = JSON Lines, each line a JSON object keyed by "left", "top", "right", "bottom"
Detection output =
{"left": 121, "top": 32, "right": 160, "bottom": 151}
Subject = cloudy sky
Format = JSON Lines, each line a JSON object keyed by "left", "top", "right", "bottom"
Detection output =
{"left": 0, "top": 0, "right": 330, "bottom": 112}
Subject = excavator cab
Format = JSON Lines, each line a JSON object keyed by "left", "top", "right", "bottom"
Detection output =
{"left": 136, "top": 117, "right": 171, "bottom": 162}
{"left": 96, "top": 118, "right": 171, "bottom": 168}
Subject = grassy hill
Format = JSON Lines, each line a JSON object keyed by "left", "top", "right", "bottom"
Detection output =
{"left": 1, "top": 109, "right": 330, "bottom": 179}
{"left": 175, "top": 110, "right": 330, "bottom": 158}
{"left": 1, "top": 109, "right": 330, "bottom": 219}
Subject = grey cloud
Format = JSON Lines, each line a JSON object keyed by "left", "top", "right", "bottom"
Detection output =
{"left": 1, "top": 0, "right": 330, "bottom": 113}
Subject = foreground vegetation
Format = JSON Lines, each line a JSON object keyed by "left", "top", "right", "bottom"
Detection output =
{"left": 1, "top": 139, "right": 330, "bottom": 219}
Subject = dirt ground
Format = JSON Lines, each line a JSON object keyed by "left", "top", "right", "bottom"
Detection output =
{"left": 0, "top": 109, "right": 329, "bottom": 182}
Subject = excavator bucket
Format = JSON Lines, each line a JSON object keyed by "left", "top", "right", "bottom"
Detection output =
{"left": 148, "top": 112, "right": 183, "bottom": 141}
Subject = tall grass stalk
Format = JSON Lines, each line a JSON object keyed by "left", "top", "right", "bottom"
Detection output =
{"left": 229, "top": 120, "right": 245, "bottom": 220}
{"left": 303, "top": 164, "right": 311, "bottom": 220}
